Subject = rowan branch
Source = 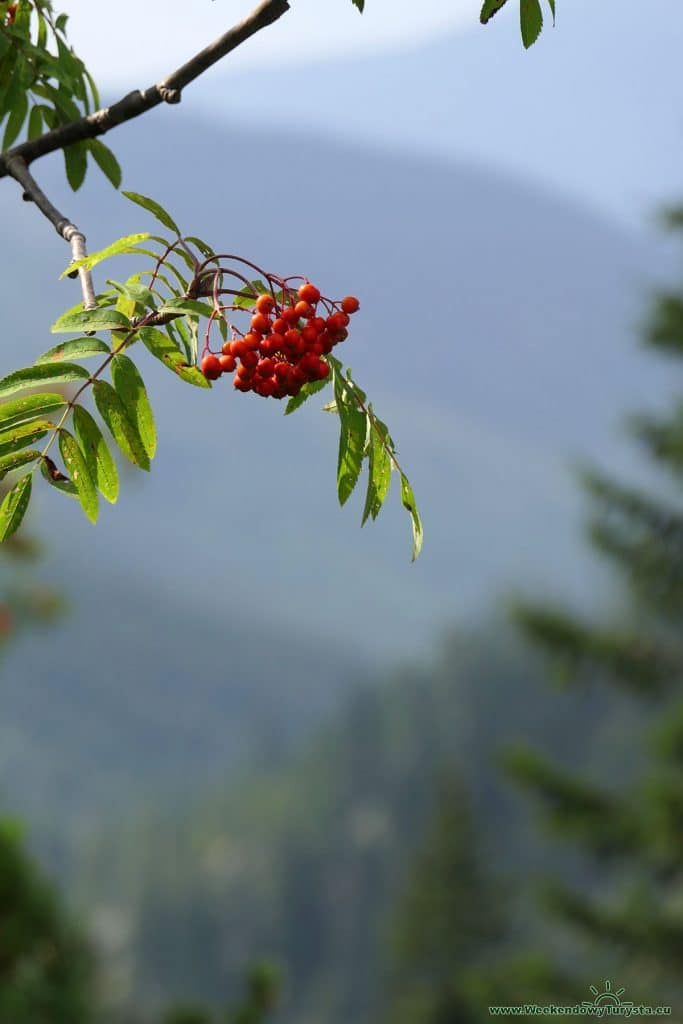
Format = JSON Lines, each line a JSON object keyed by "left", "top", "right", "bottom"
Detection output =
{"left": 4, "top": 154, "right": 97, "bottom": 309}
{"left": 0, "top": 0, "right": 290, "bottom": 310}
{"left": 0, "top": 0, "right": 290, "bottom": 177}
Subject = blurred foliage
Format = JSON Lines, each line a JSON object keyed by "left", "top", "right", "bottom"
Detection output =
{"left": 485, "top": 213, "right": 683, "bottom": 1008}
{"left": 0, "top": 820, "right": 94, "bottom": 1023}
{"left": 160, "top": 963, "right": 281, "bottom": 1024}
{"left": 72, "top": 624, "right": 639, "bottom": 1024}
{"left": 380, "top": 779, "right": 504, "bottom": 1024}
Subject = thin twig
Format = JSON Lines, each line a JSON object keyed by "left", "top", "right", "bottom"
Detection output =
{"left": 4, "top": 155, "right": 97, "bottom": 309}
{"left": 0, "top": 0, "right": 290, "bottom": 177}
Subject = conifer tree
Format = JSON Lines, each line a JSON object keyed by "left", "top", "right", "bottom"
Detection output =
{"left": 501, "top": 209, "right": 683, "bottom": 1010}
{"left": 381, "top": 778, "right": 503, "bottom": 1024}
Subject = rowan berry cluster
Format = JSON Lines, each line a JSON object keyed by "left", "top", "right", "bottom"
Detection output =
{"left": 199, "top": 282, "right": 360, "bottom": 399}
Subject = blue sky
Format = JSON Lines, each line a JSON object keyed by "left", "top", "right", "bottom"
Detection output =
{"left": 65, "top": 0, "right": 683, "bottom": 228}
{"left": 66, "top": 0, "right": 477, "bottom": 77}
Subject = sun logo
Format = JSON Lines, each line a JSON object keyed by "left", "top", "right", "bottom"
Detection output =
{"left": 583, "top": 980, "right": 634, "bottom": 1010}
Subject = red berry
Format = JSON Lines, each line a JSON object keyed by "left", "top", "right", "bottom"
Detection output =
{"left": 257, "top": 357, "right": 275, "bottom": 376}
{"left": 295, "top": 300, "right": 314, "bottom": 319}
{"left": 260, "top": 377, "right": 277, "bottom": 397}
{"left": 243, "top": 332, "right": 261, "bottom": 352}
{"left": 233, "top": 376, "right": 251, "bottom": 392}
{"left": 231, "top": 339, "right": 248, "bottom": 359}
{"left": 309, "top": 317, "right": 326, "bottom": 333}
{"left": 200, "top": 354, "right": 222, "bottom": 380}
{"left": 274, "top": 361, "right": 291, "bottom": 380}
{"left": 316, "top": 359, "right": 330, "bottom": 379}
{"left": 251, "top": 313, "right": 272, "bottom": 334}
{"left": 302, "top": 324, "right": 319, "bottom": 345}
{"left": 255, "top": 293, "right": 275, "bottom": 315}
{"left": 241, "top": 350, "right": 259, "bottom": 369}
{"left": 221, "top": 340, "right": 233, "bottom": 356}
{"left": 272, "top": 318, "right": 287, "bottom": 335}
{"left": 328, "top": 312, "right": 349, "bottom": 332}
{"left": 341, "top": 295, "right": 360, "bottom": 315}
{"left": 298, "top": 282, "right": 321, "bottom": 304}
{"left": 262, "top": 335, "right": 282, "bottom": 356}
{"left": 219, "top": 353, "right": 236, "bottom": 373}
{"left": 281, "top": 306, "right": 299, "bottom": 325}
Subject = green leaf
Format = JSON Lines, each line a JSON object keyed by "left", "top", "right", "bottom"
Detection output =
{"left": 59, "top": 429, "right": 98, "bottom": 522}
{"left": 40, "top": 457, "right": 78, "bottom": 497}
{"left": 27, "top": 104, "right": 42, "bottom": 141}
{"left": 2, "top": 84, "right": 28, "bottom": 149}
{"left": 400, "top": 472, "right": 424, "bottom": 561}
{"left": 0, "top": 419, "right": 53, "bottom": 458}
{"left": 72, "top": 405, "right": 118, "bottom": 504}
{"left": 0, "top": 362, "right": 90, "bottom": 399}
{"left": 520, "top": 0, "right": 543, "bottom": 47}
{"left": 121, "top": 191, "right": 180, "bottom": 235}
{"left": 156, "top": 297, "right": 214, "bottom": 318}
{"left": 231, "top": 280, "right": 269, "bottom": 311}
{"left": 284, "top": 377, "right": 329, "bottom": 415}
{"left": 36, "top": 337, "right": 110, "bottom": 363}
{"left": 0, "top": 474, "right": 32, "bottom": 543}
{"left": 50, "top": 307, "right": 131, "bottom": 334}
{"left": 184, "top": 236, "right": 215, "bottom": 259}
{"left": 59, "top": 233, "right": 151, "bottom": 279}
{"left": 480, "top": 0, "right": 510, "bottom": 23}
{"left": 64, "top": 140, "right": 88, "bottom": 191}
{"left": 546, "top": 0, "right": 556, "bottom": 22}
{"left": 111, "top": 354, "right": 156, "bottom": 459}
{"left": 139, "top": 327, "right": 210, "bottom": 388}
{"left": 107, "top": 278, "right": 154, "bottom": 310}
{"left": 0, "top": 449, "right": 41, "bottom": 480}
{"left": 92, "top": 380, "right": 150, "bottom": 471}
{"left": 336, "top": 399, "right": 367, "bottom": 506}
{"left": 88, "top": 138, "right": 122, "bottom": 188}
{"left": 0, "top": 393, "right": 66, "bottom": 431}
{"left": 351, "top": 0, "right": 365, "bottom": 10}
{"left": 362, "top": 417, "right": 392, "bottom": 525}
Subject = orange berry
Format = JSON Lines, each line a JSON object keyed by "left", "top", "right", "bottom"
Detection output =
{"left": 255, "top": 293, "right": 275, "bottom": 315}
{"left": 341, "top": 295, "right": 360, "bottom": 314}
{"left": 200, "top": 354, "right": 222, "bottom": 380}
{"left": 298, "top": 282, "right": 321, "bottom": 304}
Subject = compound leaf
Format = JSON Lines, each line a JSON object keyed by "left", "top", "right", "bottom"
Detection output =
{"left": 111, "top": 354, "right": 156, "bottom": 459}
{"left": 60, "top": 233, "right": 150, "bottom": 278}
{"left": 284, "top": 377, "right": 329, "bottom": 415}
{"left": 93, "top": 380, "right": 150, "bottom": 471}
{"left": 521, "top": 0, "right": 543, "bottom": 47}
{"left": 0, "top": 363, "right": 89, "bottom": 399}
{"left": 139, "top": 327, "right": 210, "bottom": 388}
{"left": 0, "top": 419, "right": 53, "bottom": 458}
{"left": 72, "top": 405, "right": 119, "bottom": 504}
{"left": 0, "top": 393, "right": 66, "bottom": 431}
{"left": 122, "top": 191, "right": 180, "bottom": 235}
{"left": 400, "top": 472, "right": 424, "bottom": 561}
{"left": 36, "top": 337, "right": 110, "bottom": 363}
{"left": 0, "top": 474, "right": 32, "bottom": 542}
{"left": 51, "top": 307, "right": 131, "bottom": 334}
{"left": 59, "top": 429, "right": 98, "bottom": 522}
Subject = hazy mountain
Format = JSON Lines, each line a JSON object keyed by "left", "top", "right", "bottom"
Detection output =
{"left": 198, "top": 0, "right": 683, "bottom": 227}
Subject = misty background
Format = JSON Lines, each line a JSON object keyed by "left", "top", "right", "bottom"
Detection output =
{"left": 0, "top": 0, "right": 681, "bottom": 1020}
